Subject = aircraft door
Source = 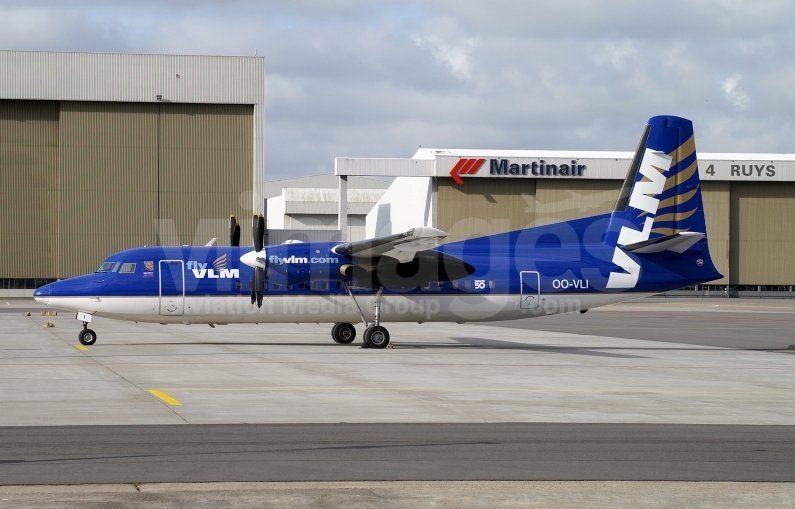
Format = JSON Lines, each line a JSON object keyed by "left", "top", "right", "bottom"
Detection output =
{"left": 159, "top": 260, "right": 185, "bottom": 316}
{"left": 520, "top": 271, "right": 540, "bottom": 309}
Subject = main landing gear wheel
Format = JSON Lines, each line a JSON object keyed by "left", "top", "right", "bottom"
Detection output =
{"left": 331, "top": 322, "right": 356, "bottom": 344}
{"left": 364, "top": 325, "right": 390, "bottom": 349}
{"left": 78, "top": 328, "right": 97, "bottom": 346}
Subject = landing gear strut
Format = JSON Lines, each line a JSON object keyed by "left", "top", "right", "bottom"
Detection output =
{"left": 342, "top": 283, "right": 390, "bottom": 349}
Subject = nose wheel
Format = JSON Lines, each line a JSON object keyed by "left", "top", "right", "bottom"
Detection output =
{"left": 331, "top": 322, "right": 356, "bottom": 344}
{"left": 78, "top": 326, "right": 97, "bottom": 346}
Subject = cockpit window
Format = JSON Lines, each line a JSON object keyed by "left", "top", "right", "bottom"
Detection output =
{"left": 112, "top": 262, "right": 121, "bottom": 272}
{"left": 119, "top": 263, "right": 137, "bottom": 274}
{"left": 97, "top": 262, "right": 115, "bottom": 273}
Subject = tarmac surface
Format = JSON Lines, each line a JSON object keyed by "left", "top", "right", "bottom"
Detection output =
{"left": 485, "top": 297, "right": 795, "bottom": 351}
{"left": 1, "top": 423, "right": 794, "bottom": 484}
{"left": 1, "top": 297, "right": 794, "bottom": 502}
{"left": 3, "top": 481, "right": 795, "bottom": 509}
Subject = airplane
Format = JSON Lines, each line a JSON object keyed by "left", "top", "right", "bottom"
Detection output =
{"left": 34, "top": 115, "right": 722, "bottom": 348}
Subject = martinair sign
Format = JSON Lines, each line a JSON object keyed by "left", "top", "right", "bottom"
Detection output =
{"left": 335, "top": 153, "right": 795, "bottom": 182}
{"left": 442, "top": 156, "right": 588, "bottom": 184}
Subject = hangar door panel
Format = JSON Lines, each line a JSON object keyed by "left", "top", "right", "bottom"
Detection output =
{"left": 730, "top": 182, "right": 795, "bottom": 285}
{"left": 0, "top": 100, "right": 59, "bottom": 278}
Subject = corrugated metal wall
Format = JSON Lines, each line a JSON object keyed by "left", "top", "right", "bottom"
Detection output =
{"left": 730, "top": 182, "right": 795, "bottom": 285}
{"left": 59, "top": 102, "right": 159, "bottom": 277}
{"left": 701, "top": 182, "right": 730, "bottom": 284}
{"left": 0, "top": 51, "right": 263, "bottom": 106}
{"left": 158, "top": 103, "right": 253, "bottom": 248}
{"left": 437, "top": 178, "right": 620, "bottom": 243}
{"left": 438, "top": 177, "right": 536, "bottom": 242}
{"left": 57, "top": 101, "right": 253, "bottom": 277}
{"left": 534, "top": 180, "right": 620, "bottom": 225}
{"left": 0, "top": 100, "right": 59, "bottom": 278}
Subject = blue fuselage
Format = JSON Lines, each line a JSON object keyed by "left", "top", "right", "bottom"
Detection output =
{"left": 34, "top": 213, "right": 720, "bottom": 324}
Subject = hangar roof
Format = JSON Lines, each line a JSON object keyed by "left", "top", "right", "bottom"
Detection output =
{"left": 412, "top": 147, "right": 795, "bottom": 162}
{"left": 0, "top": 50, "right": 263, "bottom": 104}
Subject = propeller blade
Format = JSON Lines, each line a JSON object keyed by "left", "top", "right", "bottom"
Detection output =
{"left": 232, "top": 224, "right": 240, "bottom": 247}
{"left": 252, "top": 215, "right": 262, "bottom": 252}
{"left": 229, "top": 215, "right": 237, "bottom": 246}
{"left": 257, "top": 214, "right": 265, "bottom": 250}
{"left": 250, "top": 266, "right": 264, "bottom": 308}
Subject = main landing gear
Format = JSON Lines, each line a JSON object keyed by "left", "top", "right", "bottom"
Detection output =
{"left": 331, "top": 322, "right": 356, "bottom": 344}
{"left": 336, "top": 283, "right": 390, "bottom": 349}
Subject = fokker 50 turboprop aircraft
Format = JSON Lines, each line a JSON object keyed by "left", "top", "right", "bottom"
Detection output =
{"left": 35, "top": 115, "right": 722, "bottom": 348}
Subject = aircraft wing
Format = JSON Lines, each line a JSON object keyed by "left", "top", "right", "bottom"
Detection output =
{"left": 333, "top": 227, "right": 448, "bottom": 263}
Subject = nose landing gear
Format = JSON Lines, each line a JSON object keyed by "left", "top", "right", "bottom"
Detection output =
{"left": 78, "top": 324, "right": 97, "bottom": 346}
{"left": 75, "top": 311, "right": 97, "bottom": 346}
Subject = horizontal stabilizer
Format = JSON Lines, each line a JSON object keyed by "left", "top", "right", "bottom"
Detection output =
{"left": 623, "top": 232, "right": 704, "bottom": 254}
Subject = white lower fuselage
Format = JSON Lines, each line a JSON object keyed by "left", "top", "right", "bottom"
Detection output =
{"left": 41, "top": 293, "right": 649, "bottom": 325}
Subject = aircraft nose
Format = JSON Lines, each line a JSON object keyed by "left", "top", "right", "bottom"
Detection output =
{"left": 33, "top": 283, "right": 50, "bottom": 305}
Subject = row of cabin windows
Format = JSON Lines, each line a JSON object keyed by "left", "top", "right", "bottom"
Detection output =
{"left": 94, "top": 261, "right": 499, "bottom": 290}
{"left": 263, "top": 280, "right": 497, "bottom": 291}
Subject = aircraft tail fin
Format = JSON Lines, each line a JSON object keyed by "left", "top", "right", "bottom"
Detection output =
{"left": 604, "top": 115, "right": 722, "bottom": 289}
{"left": 606, "top": 115, "right": 708, "bottom": 248}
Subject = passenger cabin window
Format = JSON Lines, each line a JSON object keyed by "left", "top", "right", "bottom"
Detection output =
{"left": 464, "top": 280, "right": 471, "bottom": 290}
{"left": 489, "top": 280, "right": 496, "bottom": 289}
{"left": 119, "top": 263, "right": 136, "bottom": 274}
{"left": 452, "top": 281, "right": 459, "bottom": 289}
{"left": 97, "top": 262, "right": 115, "bottom": 273}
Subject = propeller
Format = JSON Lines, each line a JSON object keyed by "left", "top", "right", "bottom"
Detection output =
{"left": 229, "top": 215, "right": 240, "bottom": 247}
{"left": 242, "top": 214, "right": 267, "bottom": 308}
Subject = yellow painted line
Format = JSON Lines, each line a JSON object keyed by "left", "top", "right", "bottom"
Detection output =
{"left": 74, "top": 344, "right": 89, "bottom": 352}
{"left": 147, "top": 389, "right": 182, "bottom": 406}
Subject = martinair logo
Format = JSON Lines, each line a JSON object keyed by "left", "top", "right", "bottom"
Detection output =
{"left": 186, "top": 254, "right": 239, "bottom": 279}
{"left": 449, "top": 158, "right": 587, "bottom": 184}
{"left": 449, "top": 158, "right": 485, "bottom": 184}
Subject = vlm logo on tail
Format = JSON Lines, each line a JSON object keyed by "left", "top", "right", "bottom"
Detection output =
{"left": 605, "top": 116, "right": 709, "bottom": 289}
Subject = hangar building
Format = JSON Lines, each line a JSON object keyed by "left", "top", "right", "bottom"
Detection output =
{"left": 0, "top": 50, "right": 264, "bottom": 293}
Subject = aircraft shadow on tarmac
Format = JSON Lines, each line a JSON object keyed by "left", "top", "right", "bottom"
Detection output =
{"left": 95, "top": 340, "right": 646, "bottom": 357}
{"left": 89, "top": 340, "right": 795, "bottom": 356}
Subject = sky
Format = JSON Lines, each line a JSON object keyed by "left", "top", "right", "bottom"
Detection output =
{"left": 2, "top": 0, "right": 794, "bottom": 179}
